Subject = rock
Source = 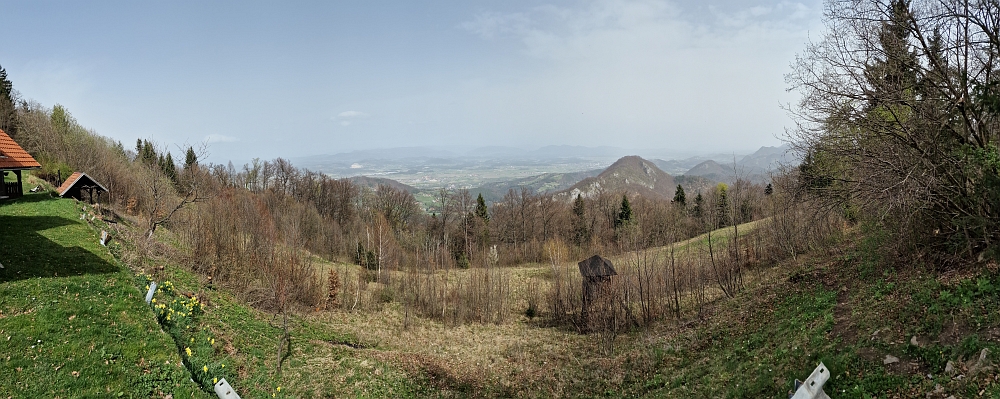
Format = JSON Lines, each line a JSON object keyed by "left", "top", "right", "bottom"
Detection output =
{"left": 911, "top": 336, "right": 920, "bottom": 346}
{"left": 884, "top": 355, "right": 900, "bottom": 365}
{"left": 945, "top": 360, "right": 955, "bottom": 375}
{"left": 969, "top": 348, "right": 991, "bottom": 376}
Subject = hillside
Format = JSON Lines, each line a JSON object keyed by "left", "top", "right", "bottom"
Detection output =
{"left": 555, "top": 155, "right": 676, "bottom": 200}
{"left": 0, "top": 187, "right": 204, "bottom": 397}
{"left": 472, "top": 168, "right": 602, "bottom": 202}
{"left": 349, "top": 175, "right": 419, "bottom": 193}
{"left": 684, "top": 159, "right": 730, "bottom": 180}
{"left": 8, "top": 182, "right": 1000, "bottom": 397}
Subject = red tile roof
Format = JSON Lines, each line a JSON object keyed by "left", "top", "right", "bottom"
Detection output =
{"left": 0, "top": 129, "right": 41, "bottom": 170}
{"left": 57, "top": 172, "right": 83, "bottom": 196}
{"left": 57, "top": 172, "right": 108, "bottom": 197}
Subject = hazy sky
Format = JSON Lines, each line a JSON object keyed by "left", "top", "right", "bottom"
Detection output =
{"left": 3, "top": 0, "right": 824, "bottom": 163}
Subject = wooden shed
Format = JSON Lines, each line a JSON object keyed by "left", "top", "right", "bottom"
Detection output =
{"left": 57, "top": 172, "right": 108, "bottom": 203}
{"left": 0, "top": 129, "right": 41, "bottom": 199}
{"left": 578, "top": 255, "right": 617, "bottom": 324}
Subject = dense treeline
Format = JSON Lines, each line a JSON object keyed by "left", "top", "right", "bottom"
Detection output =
{"left": 789, "top": 0, "right": 1000, "bottom": 264}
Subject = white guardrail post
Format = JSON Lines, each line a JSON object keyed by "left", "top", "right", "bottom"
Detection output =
{"left": 790, "top": 362, "right": 831, "bottom": 399}
{"left": 214, "top": 378, "right": 241, "bottom": 399}
{"left": 144, "top": 282, "right": 157, "bottom": 304}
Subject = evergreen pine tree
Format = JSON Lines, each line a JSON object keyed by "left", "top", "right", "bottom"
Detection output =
{"left": 615, "top": 194, "right": 633, "bottom": 228}
{"left": 764, "top": 183, "right": 773, "bottom": 196}
{"left": 185, "top": 146, "right": 198, "bottom": 169}
{"left": 693, "top": 192, "right": 704, "bottom": 218}
{"left": 672, "top": 184, "right": 686, "bottom": 206}
{"left": 716, "top": 184, "right": 730, "bottom": 228}
{"left": 141, "top": 140, "right": 157, "bottom": 165}
{"left": 474, "top": 193, "right": 489, "bottom": 222}
{"left": 162, "top": 152, "right": 177, "bottom": 182}
{"left": 0, "top": 64, "right": 17, "bottom": 137}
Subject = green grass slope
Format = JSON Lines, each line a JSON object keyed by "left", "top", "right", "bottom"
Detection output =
{"left": 639, "top": 229, "right": 1000, "bottom": 398}
{"left": 0, "top": 193, "right": 203, "bottom": 398}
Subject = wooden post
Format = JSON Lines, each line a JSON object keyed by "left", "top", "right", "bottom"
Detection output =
{"left": 14, "top": 170, "right": 22, "bottom": 197}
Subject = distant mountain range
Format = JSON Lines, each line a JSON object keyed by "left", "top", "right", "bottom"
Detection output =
{"left": 678, "top": 144, "right": 799, "bottom": 183}
{"left": 305, "top": 144, "right": 800, "bottom": 208}
{"left": 293, "top": 144, "right": 781, "bottom": 168}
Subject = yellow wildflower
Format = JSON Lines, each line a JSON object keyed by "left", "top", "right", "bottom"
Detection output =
{"left": 185, "top": 347, "right": 192, "bottom": 357}
{"left": 211, "top": 339, "right": 215, "bottom": 345}
{"left": 277, "top": 386, "right": 281, "bottom": 392}
{"left": 213, "top": 377, "right": 218, "bottom": 384}
{"left": 203, "top": 365, "right": 208, "bottom": 373}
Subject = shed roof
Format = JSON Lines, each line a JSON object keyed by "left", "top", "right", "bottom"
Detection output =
{"left": 0, "top": 129, "right": 41, "bottom": 170}
{"left": 57, "top": 172, "right": 108, "bottom": 197}
{"left": 578, "top": 255, "right": 617, "bottom": 277}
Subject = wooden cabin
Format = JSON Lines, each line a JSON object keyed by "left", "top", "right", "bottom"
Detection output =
{"left": 57, "top": 172, "right": 108, "bottom": 203}
{"left": 0, "top": 129, "right": 41, "bottom": 199}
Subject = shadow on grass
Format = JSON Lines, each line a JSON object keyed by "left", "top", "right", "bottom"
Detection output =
{"left": 1, "top": 192, "right": 59, "bottom": 204}
{"left": 0, "top": 212, "right": 119, "bottom": 283}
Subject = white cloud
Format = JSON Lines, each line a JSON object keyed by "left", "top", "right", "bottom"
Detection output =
{"left": 336, "top": 110, "right": 369, "bottom": 119}
{"left": 205, "top": 134, "right": 239, "bottom": 143}
{"left": 451, "top": 0, "right": 823, "bottom": 150}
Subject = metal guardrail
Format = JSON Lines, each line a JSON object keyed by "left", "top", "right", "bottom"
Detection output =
{"left": 790, "top": 362, "right": 831, "bottom": 399}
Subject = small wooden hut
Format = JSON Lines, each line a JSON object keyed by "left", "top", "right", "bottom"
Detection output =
{"left": 0, "top": 129, "right": 41, "bottom": 199}
{"left": 57, "top": 172, "right": 108, "bottom": 203}
{"left": 578, "top": 255, "right": 617, "bottom": 325}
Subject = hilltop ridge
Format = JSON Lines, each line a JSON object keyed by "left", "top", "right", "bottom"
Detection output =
{"left": 556, "top": 155, "right": 677, "bottom": 200}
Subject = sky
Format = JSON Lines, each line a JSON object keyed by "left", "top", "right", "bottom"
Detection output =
{"left": 2, "top": 0, "right": 824, "bottom": 164}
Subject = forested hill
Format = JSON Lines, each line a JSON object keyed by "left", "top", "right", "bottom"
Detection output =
{"left": 555, "top": 155, "right": 676, "bottom": 200}
{"left": 470, "top": 169, "right": 602, "bottom": 203}
{"left": 349, "top": 175, "right": 418, "bottom": 193}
